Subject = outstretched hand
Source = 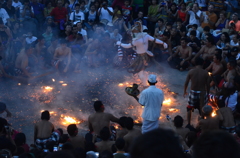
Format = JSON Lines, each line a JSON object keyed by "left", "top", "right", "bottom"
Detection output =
{"left": 183, "top": 91, "right": 188, "bottom": 98}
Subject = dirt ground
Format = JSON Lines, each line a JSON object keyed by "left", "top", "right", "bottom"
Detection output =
{"left": 0, "top": 61, "right": 200, "bottom": 144}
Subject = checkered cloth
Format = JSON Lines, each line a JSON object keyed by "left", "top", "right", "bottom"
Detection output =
{"left": 35, "top": 131, "right": 60, "bottom": 149}
{"left": 188, "top": 90, "right": 208, "bottom": 109}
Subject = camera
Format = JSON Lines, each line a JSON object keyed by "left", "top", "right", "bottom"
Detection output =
{"left": 53, "top": 146, "right": 58, "bottom": 152}
{"left": 58, "top": 144, "right": 63, "bottom": 151}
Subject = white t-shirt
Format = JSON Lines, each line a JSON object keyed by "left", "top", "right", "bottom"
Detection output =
{"left": 78, "top": 29, "right": 87, "bottom": 36}
{"left": 139, "top": 85, "right": 164, "bottom": 121}
{"left": 12, "top": 1, "right": 22, "bottom": 9}
{"left": 26, "top": 36, "right": 37, "bottom": 44}
{"left": 98, "top": 7, "right": 113, "bottom": 23}
{"left": 230, "top": 40, "right": 239, "bottom": 47}
{"left": 188, "top": 10, "right": 202, "bottom": 26}
{"left": 69, "top": 11, "right": 85, "bottom": 22}
{"left": 0, "top": 8, "right": 10, "bottom": 25}
{"left": 225, "top": 92, "right": 238, "bottom": 111}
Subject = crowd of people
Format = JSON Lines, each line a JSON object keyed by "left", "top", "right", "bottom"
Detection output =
{"left": 1, "top": 0, "right": 240, "bottom": 157}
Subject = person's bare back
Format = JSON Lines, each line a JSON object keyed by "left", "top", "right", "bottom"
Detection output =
{"left": 123, "top": 128, "right": 142, "bottom": 152}
{"left": 217, "top": 107, "right": 235, "bottom": 128}
{"left": 88, "top": 112, "right": 118, "bottom": 136}
{"left": 188, "top": 67, "right": 209, "bottom": 91}
{"left": 34, "top": 120, "right": 54, "bottom": 140}
{"left": 15, "top": 50, "right": 28, "bottom": 70}
{"left": 95, "top": 140, "right": 115, "bottom": 153}
{"left": 212, "top": 62, "right": 223, "bottom": 76}
{"left": 198, "top": 117, "right": 219, "bottom": 133}
{"left": 175, "top": 127, "right": 190, "bottom": 140}
{"left": 68, "top": 135, "right": 85, "bottom": 149}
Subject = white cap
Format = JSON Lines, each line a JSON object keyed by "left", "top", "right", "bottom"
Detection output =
{"left": 148, "top": 74, "right": 157, "bottom": 83}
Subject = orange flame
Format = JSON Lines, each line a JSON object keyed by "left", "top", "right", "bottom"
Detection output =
{"left": 61, "top": 115, "right": 81, "bottom": 125}
{"left": 163, "top": 99, "right": 171, "bottom": 105}
{"left": 62, "top": 83, "right": 67, "bottom": 86}
{"left": 118, "top": 83, "right": 124, "bottom": 87}
{"left": 169, "top": 108, "right": 179, "bottom": 112}
{"left": 211, "top": 110, "right": 217, "bottom": 117}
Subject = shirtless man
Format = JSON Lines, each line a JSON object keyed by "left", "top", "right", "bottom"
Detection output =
{"left": 34, "top": 110, "right": 54, "bottom": 149}
{"left": 123, "top": 117, "right": 142, "bottom": 152}
{"left": 184, "top": 57, "right": 210, "bottom": 125}
{"left": 173, "top": 115, "right": 190, "bottom": 140}
{"left": 67, "top": 124, "right": 85, "bottom": 149}
{"left": 196, "top": 105, "right": 219, "bottom": 133}
{"left": 168, "top": 37, "right": 192, "bottom": 70}
{"left": 88, "top": 101, "right": 119, "bottom": 141}
{"left": 95, "top": 126, "right": 115, "bottom": 153}
{"left": 15, "top": 44, "right": 34, "bottom": 77}
{"left": 53, "top": 39, "right": 71, "bottom": 73}
{"left": 217, "top": 101, "right": 236, "bottom": 133}
{"left": 192, "top": 36, "right": 216, "bottom": 68}
{"left": 222, "top": 60, "right": 237, "bottom": 87}
{"left": 206, "top": 53, "right": 224, "bottom": 87}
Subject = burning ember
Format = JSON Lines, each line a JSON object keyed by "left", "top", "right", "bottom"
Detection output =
{"left": 163, "top": 98, "right": 172, "bottom": 105}
{"left": 211, "top": 110, "right": 217, "bottom": 117}
{"left": 61, "top": 115, "right": 82, "bottom": 125}
{"left": 118, "top": 83, "right": 124, "bottom": 87}
{"left": 18, "top": 83, "right": 21, "bottom": 86}
{"left": 169, "top": 108, "right": 179, "bottom": 112}
{"left": 52, "top": 79, "right": 55, "bottom": 82}
{"left": 59, "top": 81, "right": 64, "bottom": 83}
{"left": 42, "top": 86, "right": 53, "bottom": 92}
{"left": 62, "top": 83, "right": 67, "bottom": 86}
{"left": 208, "top": 72, "right": 212, "bottom": 76}
{"left": 112, "top": 123, "right": 120, "bottom": 129}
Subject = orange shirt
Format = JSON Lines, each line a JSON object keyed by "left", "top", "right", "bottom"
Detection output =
{"left": 201, "top": 11, "right": 217, "bottom": 29}
{"left": 229, "top": 20, "right": 240, "bottom": 32}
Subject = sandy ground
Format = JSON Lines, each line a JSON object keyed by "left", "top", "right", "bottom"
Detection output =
{"left": 0, "top": 61, "right": 200, "bottom": 144}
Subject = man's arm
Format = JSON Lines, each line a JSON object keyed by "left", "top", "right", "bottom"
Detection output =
{"left": 21, "top": 57, "right": 31, "bottom": 77}
{"left": 184, "top": 72, "right": 191, "bottom": 97}
{"left": 88, "top": 116, "right": 94, "bottom": 132}
{"left": 205, "top": 62, "right": 213, "bottom": 72}
{"left": 193, "top": 46, "right": 204, "bottom": 59}
{"left": 105, "top": 7, "right": 113, "bottom": 16}
{"left": 109, "top": 114, "right": 119, "bottom": 123}
{"left": 168, "top": 46, "right": 179, "bottom": 61}
{"left": 185, "top": 47, "right": 192, "bottom": 61}
{"left": 116, "top": 41, "right": 133, "bottom": 48}
{"left": 64, "top": 48, "right": 72, "bottom": 72}
{"left": 53, "top": 48, "right": 59, "bottom": 60}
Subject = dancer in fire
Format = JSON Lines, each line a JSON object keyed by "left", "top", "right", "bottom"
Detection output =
{"left": 116, "top": 21, "right": 168, "bottom": 86}
{"left": 184, "top": 58, "right": 210, "bottom": 125}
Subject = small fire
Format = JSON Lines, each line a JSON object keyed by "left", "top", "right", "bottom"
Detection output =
{"left": 112, "top": 123, "right": 120, "bottom": 129}
{"left": 211, "top": 110, "right": 217, "bottom": 117}
{"left": 52, "top": 79, "right": 55, "bottom": 82}
{"left": 62, "top": 83, "right": 67, "bottom": 86}
{"left": 18, "top": 83, "right": 21, "bottom": 86}
{"left": 59, "top": 81, "right": 64, "bottom": 83}
{"left": 134, "top": 120, "right": 140, "bottom": 123}
{"left": 43, "top": 86, "right": 53, "bottom": 92}
{"left": 61, "top": 115, "right": 81, "bottom": 125}
{"left": 169, "top": 108, "right": 179, "bottom": 112}
{"left": 163, "top": 99, "right": 171, "bottom": 105}
{"left": 118, "top": 83, "right": 124, "bottom": 87}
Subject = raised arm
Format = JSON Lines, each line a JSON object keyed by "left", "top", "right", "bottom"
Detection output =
{"left": 116, "top": 41, "right": 133, "bottom": 48}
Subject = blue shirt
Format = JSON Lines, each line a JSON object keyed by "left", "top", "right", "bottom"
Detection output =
{"left": 30, "top": 2, "right": 44, "bottom": 15}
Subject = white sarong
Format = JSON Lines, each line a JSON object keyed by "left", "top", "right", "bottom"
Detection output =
{"left": 142, "top": 119, "right": 159, "bottom": 134}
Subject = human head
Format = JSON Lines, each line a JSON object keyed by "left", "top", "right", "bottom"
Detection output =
{"left": 41, "top": 110, "right": 50, "bottom": 120}
{"left": 232, "top": 33, "right": 240, "bottom": 42}
{"left": 137, "top": 11, "right": 144, "bottom": 18}
{"left": 221, "top": 32, "right": 230, "bottom": 43}
{"left": 205, "top": 36, "right": 215, "bottom": 46}
{"left": 176, "top": 19, "right": 183, "bottom": 28}
{"left": 67, "top": 124, "right": 78, "bottom": 137}
{"left": 118, "top": 116, "right": 127, "bottom": 128}
{"left": 213, "top": 53, "right": 222, "bottom": 63}
{"left": 166, "top": 22, "right": 172, "bottom": 30}
{"left": 124, "top": 0, "right": 130, "bottom": 6}
{"left": 192, "top": 24, "right": 198, "bottom": 30}
{"left": 115, "top": 138, "right": 125, "bottom": 150}
{"left": 208, "top": 4, "right": 214, "bottom": 12}
{"left": 38, "top": 35, "right": 45, "bottom": 45}
{"left": 193, "top": 130, "right": 240, "bottom": 158}
{"left": 173, "top": 115, "right": 183, "bottom": 128}
{"left": 162, "top": 31, "right": 170, "bottom": 41}
{"left": 219, "top": 11, "right": 226, "bottom": 19}
{"left": 171, "top": 3, "right": 177, "bottom": 10}
{"left": 90, "top": 4, "right": 96, "bottom": 11}
{"left": 94, "top": 100, "right": 104, "bottom": 112}
{"left": 203, "top": 26, "right": 210, "bottom": 34}
{"left": 100, "top": 127, "right": 110, "bottom": 141}
{"left": 125, "top": 117, "right": 134, "bottom": 130}
{"left": 190, "top": 30, "right": 196, "bottom": 40}
{"left": 192, "top": 3, "right": 199, "bottom": 11}
{"left": 215, "top": 49, "right": 222, "bottom": 55}
{"left": 180, "top": 37, "right": 187, "bottom": 47}
{"left": 148, "top": 74, "right": 157, "bottom": 85}
{"left": 57, "top": 0, "right": 63, "bottom": 7}
{"left": 14, "top": 133, "right": 26, "bottom": 146}
{"left": 59, "top": 39, "right": 68, "bottom": 48}
{"left": 232, "top": 13, "right": 239, "bottom": 21}
{"left": 171, "top": 27, "right": 177, "bottom": 36}
{"left": 151, "top": 0, "right": 157, "bottom": 5}
{"left": 202, "top": 105, "right": 213, "bottom": 116}
{"left": 25, "top": 44, "right": 34, "bottom": 55}
{"left": 181, "top": 3, "right": 186, "bottom": 10}
{"left": 65, "top": 24, "right": 72, "bottom": 32}
{"left": 227, "top": 59, "right": 237, "bottom": 70}
{"left": 130, "top": 128, "right": 186, "bottom": 158}
{"left": 75, "top": 3, "right": 80, "bottom": 12}
{"left": 231, "top": 47, "right": 239, "bottom": 57}
{"left": 157, "top": 18, "right": 164, "bottom": 27}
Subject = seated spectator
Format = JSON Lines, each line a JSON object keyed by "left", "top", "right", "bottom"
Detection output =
{"left": 0, "top": 3, "right": 10, "bottom": 26}
{"left": 67, "top": 124, "right": 85, "bottom": 149}
{"left": 25, "top": 31, "right": 37, "bottom": 44}
{"left": 0, "top": 102, "right": 12, "bottom": 117}
{"left": 44, "top": 1, "right": 54, "bottom": 18}
{"left": 116, "top": 116, "right": 128, "bottom": 139}
{"left": 69, "top": 4, "right": 85, "bottom": 25}
{"left": 77, "top": 22, "right": 88, "bottom": 42}
{"left": 132, "top": 11, "right": 147, "bottom": 26}
{"left": 201, "top": 26, "right": 211, "bottom": 44}
{"left": 173, "top": 115, "right": 190, "bottom": 139}
{"left": 50, "top": 0, "right": 68, "bottom": 24}
{"left": 3, "top": 0, "right": 16, "bottom": 26}
{"left": 222, "top": 59, "right": 237, "bottom": 87}
{"left": 187, "top": 30, "right": 201, "bottom": 54}
{"left": 80, "top": 0, "right": 89, "bottom": 14}
{"left": 206, "top": 53, "right": 224, "bottom": 87}
{"left": 176, "top": 18, "right": 187, "bottom": 37}
{"left": 34, "top": 110, "right": 54, "bottom": 149}
{"left": 88, "top": 101, "right": 119, "bottom": 141}
{"left": 177, "top": 3, "right": 188, "bottom": 26}
{"left": 170, "top": 27, "right": 181, "bottom": 49}
{"left": 168, "top": 37, "right": 192, "bottom": 70}
{"left": 98, "top": 0, "right": 113, "bottom": 23}
{"left": 167, "top": 3, "right": 178, "bottom": 24}
{"left": 130, "top": 128, "right": 186, "bottom": 158}
{"left": 187, "top": 3, "right": 202, "bottom": 27}
{"left": 215, "top": 11, "right": 228, "bottom": 31}
{"left": 154, "top": 18, "right": 165, "bottom": 38}
{"left": 84, "top": 5, "right": 99, "bottom": 29}
{"left": 0, "top": 117, "right": 16, "bottom": 154}
{"left": 0, "top": 18, "right": 12, "bottom": 46}
{"left": 95, "top": 127, "right": 115, "bottom": 153}
{"left": 229, "top": 13, "right": 240, "bottom": 32}
{"left": 200, "top": 4, "right": 217, "bottom": 30}
{"left": 196, "top": 105, "right": 219, "bottom": 133}
{"left": 216, "top": 32, "right": 230, "bottom": 50}
{"left": 123, "top": 117, "right": 141, "bottom": 152}
{"left": 12, "top": 0, "right": 22, "bottom": 19}
{"left": 187, "top": 24, "right": 200, "bottom": 39}
{"left": 110, "top": 28, "right": 122, "bottom": 41}
{"left": 45, "top": 150, "right": 75, "bottom": 158}
{"left": 193, "top": 130, "right": 240, "bottom": 158}
{"left": 30, "top": 0, "right": 44, "bottom": 29}
{"left": 230, "top": 33, "right": 240, "bottom": 48}
{"left": 14, "top": 133, "right": 29, "bottom": 155}
{"left": 113, "top": 138, "right": 129, "bottom": 158}
{"left": 42, "top": 25, "right": 53, "bottom": 47}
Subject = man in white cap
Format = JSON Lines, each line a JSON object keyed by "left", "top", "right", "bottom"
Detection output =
{"left": 138, "top": 74, "right": 164, "bottom": 134}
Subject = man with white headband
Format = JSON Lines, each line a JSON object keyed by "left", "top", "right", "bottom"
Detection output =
{"left": 116, "top": 21, "right": 168, "bottom": 86}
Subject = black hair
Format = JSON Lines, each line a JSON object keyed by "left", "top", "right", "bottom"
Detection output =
{"left": 206, "top": 36, "right": 215, "bottom": 45}
{"left": 173, "top": 115, "right": 183, "bottom": 128}
{"left": 25, "top": 44, "right": 35, "bottom": 50}
{"left": 45, "top": 151, "right": 75, "bottom": 158}
{"left": 214, "top": 53, "right": 222, "bottom": 61}
{"left": 57, "top": 128, "right": 63, "bottom": 135}
{"left": 193, "top": 130, "right": 240, "bottom": 158}
{"left": 215, "top": 49, "right": 222, "bottom": 55}
{"left": 75, "top": 3, "right": 80, "bottom": 7}
{"left": 163, "top": 31, "right": 170, "bottom": 38}
{"left": 115, "top": 138, "right": 125, "bottom": 150}
{"left": 118, "top": 116, "right": 127, "bottom": 128}
{"left": 14, "top": 133, "right": 26, "bottom": 146}
{"left": 228, "top": 59, "right": 237, "bottom": 68}
{"left": 130, "top": 128, "right": 185, "bottom": 158}
{"left": 125, "top": 117, "right": 134, "bottom": 130}
{"left": 176, "top": 18, "right": 183, "bottom": 23}
{"left": 157, "top": 18, "right": 164, "bottom": 23}
{"left": 59, "top": 39, "right": 68, "bottom": 44}
{"left": 99, "top": 150, "right": 113, "bottom": 158}
{"left": 221, "top": 32, "right": 230, "bottom": 43}
{"left": 94, "top": 100, "right": 103, "bottom": 112}
{"left": 192, "top": 24, "right": 198, "bottom": 29}
{"left": 72, "top": 148, "right": 86, "bottom": 158}
{"left": 195, "top": 57, "right": 204, "bottom": 66}
{"left": 67, "top": 124, "right": 78, "bottom": 137}
{"left": 180, "top": 37, "right": 188, "bottom": 42}
{"left": 190, "top": 30, "right": 196, "bottom": 36}
{"left": 41, "top": 110, "right": 50, "bottom": 120}
{"left": 100, "top": 126, "right": 110, "bottom": 141}
{"left": 203, "top": 26, "right": 210, "bottom": 32}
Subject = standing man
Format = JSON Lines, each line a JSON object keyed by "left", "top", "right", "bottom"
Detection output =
{"left": 184, "top": 57, "right": 210, "bottom": 125}
{"left": 98, "top": 0, "right": 113, "bottom": 23}
{"left": 139, "top": 74, "right": 164, "bottom": 134}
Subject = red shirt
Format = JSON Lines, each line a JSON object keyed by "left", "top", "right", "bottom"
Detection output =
{"left": 178, "top": 10, "right": 187, "bottom": 22}
{"left": 50, "top": 7, "right": 68, "bottom": 22}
